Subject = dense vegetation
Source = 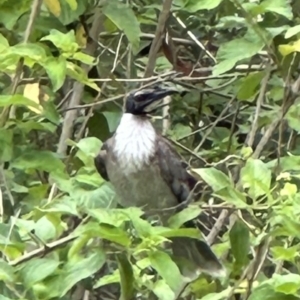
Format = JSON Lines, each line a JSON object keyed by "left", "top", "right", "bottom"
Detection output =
{"left": 1, "top": 0, "right": 300, "bottom": 299}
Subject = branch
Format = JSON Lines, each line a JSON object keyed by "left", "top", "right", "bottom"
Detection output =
{"left": 57, "top": 11, "right": 104, "bottom": 156}
{"left": 0, "top": 0, "right": 43, "bottom": 124}
{"left": 9, "top": 235, "right": 77, "bottom": 266}
{"left": 144, "top": 0, "right": 173, "bottom": 78}
{"left": 246, "top": 71, "right": 270, "bottom": 147}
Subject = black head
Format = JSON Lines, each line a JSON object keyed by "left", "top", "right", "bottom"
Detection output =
{"left": 125, "top": 86, "right": 178, "bottom": 115}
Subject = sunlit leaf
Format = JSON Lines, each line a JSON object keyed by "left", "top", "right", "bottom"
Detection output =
{"left": 23, "top": 83, "right": 43, "bottom": 114}
{"left": 149, "top": 251, "right": 183, "bottom": 292}
{"left": 192, "top": 168, "right": 231, "bottom": 192}
{"left": 43, "top": 0, "right": 61, "bottom": 17}
{"left": 241, "top": 158, "right": 271, "bottom": 199}
{"left": 41, "top": 56, "right": 67, "bottom": 91}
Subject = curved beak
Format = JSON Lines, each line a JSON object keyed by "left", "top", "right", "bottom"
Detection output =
{"left": 138, "top": 86, "right": 178, "bottom": 113}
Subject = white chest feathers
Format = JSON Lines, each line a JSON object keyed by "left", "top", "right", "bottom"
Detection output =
{"left": 114, "top": 114, "right": 156, "bottom": 173}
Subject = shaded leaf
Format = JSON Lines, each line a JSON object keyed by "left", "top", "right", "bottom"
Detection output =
{"left": 237, "top": 72, "right": 265, "bottom": 101}
{"left": 260, "top": 0, "right": 293, "bottom": 19}
{"left": 50, "top": 250, "right": 106, "bottom": 298}
{"left": 0, "top": 259, "right": 15, "bottom": 282}
{"left": 229, "top": 220, "right": 250, "bottom": 267}
{"left": 11, "top": 150, "right": 65, "bottom": 175}
{"left": 19, "top": 258, "right": 60, "bottom": 288}
{"left": 102, "top": 0, "right": 141, "bottom": 54}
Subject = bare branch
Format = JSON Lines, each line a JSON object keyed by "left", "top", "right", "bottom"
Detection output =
{"left": 144, "top": 0, "right": 173, "bottom": 77}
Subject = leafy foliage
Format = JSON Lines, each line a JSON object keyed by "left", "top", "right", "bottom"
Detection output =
{"left": 1, "top": 0, "right": 300, "bottom": 299}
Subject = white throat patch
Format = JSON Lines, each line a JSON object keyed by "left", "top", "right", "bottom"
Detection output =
{"left": 114, "top": 113, "right": 156, "bottom": 172}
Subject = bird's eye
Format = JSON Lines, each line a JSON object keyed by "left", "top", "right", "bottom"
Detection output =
{"left": 134, "top": 94, "right": 147, "bottom": 102}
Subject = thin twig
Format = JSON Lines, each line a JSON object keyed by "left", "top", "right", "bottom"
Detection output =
{"left": 246, "top": 71, "right": 270, "bottom": 147}
{"left": 9, "top": 235, "right": 77, "bottom": 266}
{"left": 206, "top": 210, "right": 230, "bottom": 245}
{"left": 172, "top": 13, "right": 216, "bottom": 63}
{"left": 194, "top": 96, "right": 236, "bottom": 152}
{"left": 144, "top": 0, "right": 173, "bottom": 77}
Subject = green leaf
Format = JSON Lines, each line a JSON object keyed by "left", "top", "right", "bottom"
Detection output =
{"left": 117, "top": 254, "right": 134, "bottom": 300}
{"left": 285, "top": 25, "right": 300, "bottom": 39}
{"left": 65, "top": 0, "right": 78, "bottom": 10}
{"left": 237, "top": 72, "right": 265, "bottom": 101}
{"left": 158, "top": 227, "right": 201, "bottom": 239}
{"left": 0, "top": 259, "right": 15, "bottom": 282}
{"left": 184, "top": 0, "right": 223, "bottom": 12}
{"left": 168, "top": 205, "right": 202, "bottom": 228}
{"left": 272, "top": 273, "right": 300, "bottom": 294}
{"left": 11, "top": 150, "right": 65, "bottom": 175}
{"left": 214, "top": 187, "right": 248, "bottom": 208}
{"left": 102, "top": 111, "right": 122, "bottom": 133}
{"left": 66, "top": 61, "right": 100, "bottom": 91}
{"left": 260, "top": 0, "right": 293, "bottom": 19}
{"left": 193, "top": 168, "right": 231, "bottom": 191}
{"left": 75, "top": 137, "right": 102, "bottom": 158}
{"left": 102, "top": 0, "right": 141, "bottom": 54}
{"left": 229, "top": 220, "right": 250, "bottom": 267}
{"left": 72, "top": 52, "right": 95, "bottom": 65}
{"left": 41, "top": 56, "right": 67, "bottom": 91}
{"left": 271, "top": 245, "right": 299, "bottom": 262}
{"left": 248, "top": 283, "right": 299, "bottom": 300}
{"left": 38, "top": 196, "right": 79, "bottom": 216}
{"left": 20, "top": 258, "right": 60, "bottom": 288}
{"left": 34, "top": 216, "right": 57, "bottom": 241}
{"left": 213, "top": 36, "right": 264, "bottom": 75}
{"left": 98, "top": 224, "right": 130, "bottom": 246}
{"left": 241, "top": 158, "right": 271, "bottom": 199}
{"left": 0, "top": 95, "right": 41, "bottom": 109}
{"left": 279, "top": 40, "right": 300, "bottom": 57}
{"left": 149, "top": 251, "right": 183, "bottom": 292}
{"left": 152, "top": 280, "right": 175, "bottom": 300}
{"left": 0, "top": 33, "right": 9, "bottom": 52}
{"left": 41, "top": 29, "right": 79, "bottom": 53}
{"left": 10, "top": 43, "right": 47, "bottom": 60}
{"left": 49, "top": 250, "right": 106, "bottom": 298}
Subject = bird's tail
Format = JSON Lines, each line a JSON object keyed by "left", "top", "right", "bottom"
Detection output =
{"left": 170, "top": 236, "right": 226, "bottom": 280}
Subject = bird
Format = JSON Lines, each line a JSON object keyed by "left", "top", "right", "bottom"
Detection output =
{"left": 94, "top": 85, "right": 226, "bottom": 291}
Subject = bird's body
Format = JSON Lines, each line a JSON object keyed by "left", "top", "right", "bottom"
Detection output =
{"left": 94, "top": 86, "right": 225, "bottom": 291}
{"left": 98, "top": 113, "right": 184, "bottom": 221}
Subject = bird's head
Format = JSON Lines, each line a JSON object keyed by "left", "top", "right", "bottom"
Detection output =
{"left": 125, "top": 86, "right": 178, "bottom": 115}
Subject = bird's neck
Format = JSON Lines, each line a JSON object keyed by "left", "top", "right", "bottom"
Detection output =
{"left": 114, "top": 113, "right": 156, "bottom": 172}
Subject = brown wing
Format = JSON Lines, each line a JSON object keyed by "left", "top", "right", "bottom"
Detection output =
{"left": 156, "top": 135, "right": 197, "bottom": 204}
{"left": 94, "top": 137, "right": 114, "bottom": 182}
